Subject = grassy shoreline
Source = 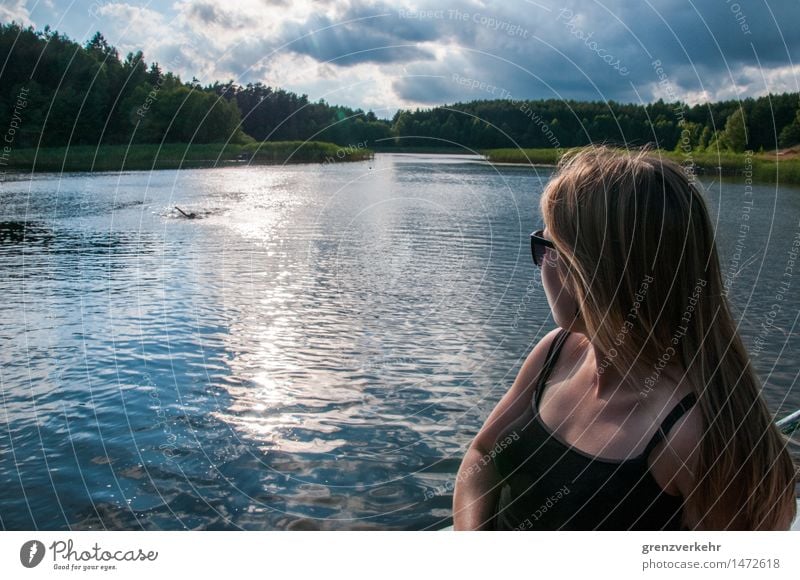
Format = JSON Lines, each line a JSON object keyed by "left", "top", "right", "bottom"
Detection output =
{"left": 0, "top": 141, "right": 373, "bottom": 173}
{"left": 371, "top": 145, "right": 469, "bottom": 154}
{"left": 4, "top": 143, "right": 797, "bottom": 185}
{"left": 480, "top": 147, "right": 800, "bottom": 185}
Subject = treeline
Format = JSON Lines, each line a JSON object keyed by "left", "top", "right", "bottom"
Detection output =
{"left": 0, "top": 22, "right": 389, "bottom": 148}
{"left": 0, "top": 24, "right": 240, "bottom": 147}
{"left": 390, "top": 95, "right": 800, "bottom": 152}
{"left": 2, "top": 20, "right": 800, "bottom": 154}
{"left": 208, "top": 82, "right": 391, "bottom": 145}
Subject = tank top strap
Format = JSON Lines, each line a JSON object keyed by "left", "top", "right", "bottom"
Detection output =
{"left": 534, "top": 328, "right": 571, "bottom": 407}
{"left": 641, "top": 392, "right": 698, "bottom": 458}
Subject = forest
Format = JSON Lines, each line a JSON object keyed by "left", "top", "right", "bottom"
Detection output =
{"left": 1, "top": 21, "right": 799, "bottom": 154}
{"left": 0, "top": 22, "right": 390, "bottom": 149}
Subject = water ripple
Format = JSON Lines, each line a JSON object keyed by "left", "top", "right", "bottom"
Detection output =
{"left": 1, "top": 156, "right": 798, "bottom": 529}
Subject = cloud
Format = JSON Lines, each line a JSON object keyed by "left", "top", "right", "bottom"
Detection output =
{"left": 182, "top": 1, "right": 249, "bottom": 29}
{"left": 17, "top": 0, "right": 800, "bottom": 115}
{"left": 275, "top": 13, "right": 436, "bottom": 67}
{"left": 0, "top": 0, "right": 34, "bottom": 26}
{"left": 95, "top": 3, "right": 178, "bottom": 55}
{"left": 384, "top": 0, "right": 800, "bottom": 109}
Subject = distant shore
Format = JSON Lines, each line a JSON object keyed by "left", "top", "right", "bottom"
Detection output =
{"left": 480, "top": 147, "right": 800, "bottom": 185}
{"left": 4, "top": 143, "right": 798, "bottom": 186}
{"left": 0, "top": 141, "right": 373, "bottom": 173}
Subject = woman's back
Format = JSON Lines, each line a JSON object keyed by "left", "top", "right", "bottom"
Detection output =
{"left": 492, "top": 328, "right": 697, "bottom": 530}
{"left": 454, "top": 146, "right": 798, "bottom": 531}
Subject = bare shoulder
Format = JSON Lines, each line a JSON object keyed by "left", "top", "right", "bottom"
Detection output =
{"left": 469, "top": 327, "right": 565, "bottom": 453}
{"left": 519, "top": 327, "right": 567, "bottom": 378}
{"left": 503, "top": 326, "right": 566, "bottom": 404}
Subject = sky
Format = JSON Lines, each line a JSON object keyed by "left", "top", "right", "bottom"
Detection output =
{"left": 2, "top": 0, "right": 799, "bottom": 119}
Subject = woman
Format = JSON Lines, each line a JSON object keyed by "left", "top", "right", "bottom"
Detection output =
{"left": 453, "top": 145, "right": 798, "bottom": 530}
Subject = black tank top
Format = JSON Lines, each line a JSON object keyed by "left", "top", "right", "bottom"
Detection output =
{"left": 492, "top": 328, "right": 697, "bottom": 530}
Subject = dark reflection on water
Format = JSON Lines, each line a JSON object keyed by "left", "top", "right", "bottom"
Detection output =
{"left": 0, "top": 221, "right": 54, "bottom": 245}
{"left": 0, "top": 155, "right": 797, "bottom": 530}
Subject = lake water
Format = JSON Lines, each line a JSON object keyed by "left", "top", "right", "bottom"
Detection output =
{"left": 1, "top": 153, "right": 798, "bottom": 530}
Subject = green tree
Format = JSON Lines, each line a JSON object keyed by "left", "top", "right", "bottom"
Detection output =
{"left": 85, "top": 31, "right": 118, "bottom": 62}
{"left": 698, "top": 125, "right": 713, "bottom": 150}
{"left": 719, "top": 109, "right": 748, "bottom": 152}
{"left": 673, "top": 120, "right": 701, "bottom": 151}
{"left": 778, "top": 108, "right": 800, "bottom": 148}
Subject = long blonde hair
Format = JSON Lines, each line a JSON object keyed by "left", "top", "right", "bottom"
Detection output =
{"left": 539, "top": 144, "right": 797, "bottom": 530}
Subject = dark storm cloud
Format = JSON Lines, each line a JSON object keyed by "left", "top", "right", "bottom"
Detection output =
{"left": 336, "top": 2, "right": 446, "bottom": 43}
{"left": 383, "top": 0, "right": 799, "bottom": 104}
{"left": 184, "top": 0, "right": 799, "bottom": 105}
{"left": 276, "top": 10, "right": 437, "bottom": 67}
{"left": 628, "top": 0, "right": 800, "bottom": 67}
{"left": 184, "top": 0, "right": 249, "bottom": 29}
{"left": 602, "top": 0, "right": 800, "bottom": 96}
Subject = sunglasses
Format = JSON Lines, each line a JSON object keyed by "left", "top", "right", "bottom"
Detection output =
{"left": 530, "top": 229, "right": 556, "bottom": 267}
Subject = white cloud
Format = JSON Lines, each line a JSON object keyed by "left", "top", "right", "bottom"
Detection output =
{"left": 28, "top": 0, "right": 798, "bottom": 115}
{"left": 95, "top": 3, "right": 176, "bottom": 52}
{"left": 93, "top": 3, "right": 216, "bottom": 83}
{"left": 0, "top": 0, "right": 34, "bottom": 26}
{"left": 737, "top": 64, "right": 800, "bottom": 97}
{"left": 647, "top": 62, "right": 800, "bottom": 106}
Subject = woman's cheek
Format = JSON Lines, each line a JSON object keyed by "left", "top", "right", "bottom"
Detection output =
{"left": 542, "top": 257, "right": 578, "bottom": 327}
{"left": 541, "top": 260, "right": 562, "bottom": 319}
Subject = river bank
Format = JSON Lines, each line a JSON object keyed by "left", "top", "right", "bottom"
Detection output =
{"left": 0, "top": 141, "right": 373, "bottom": 173}
{"left": 481, "top": 148, "right": 800, "bottom": 185}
